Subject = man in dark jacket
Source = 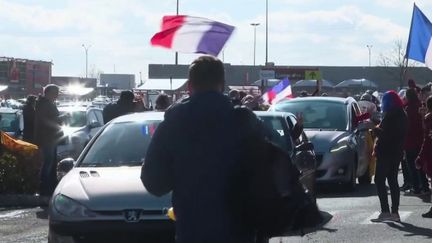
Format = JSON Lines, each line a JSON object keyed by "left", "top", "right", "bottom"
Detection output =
{"left": 34, "top": 85, "right": 62, "bottom": 196}
{"left": 371, "top": 91, "right": 408, "bottom": 223}
{"left": 141, "top": 56, "right": 264, "bottom": 243}
{"left": 22, "top": 95, "right": 37, "bottom": 143}
{"left": 102, "top": 90, "right": 135, "bottom": 123}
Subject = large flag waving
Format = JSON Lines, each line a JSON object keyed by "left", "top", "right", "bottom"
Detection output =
{"left": 151, "top": 15, "right": 235, "bottom": 57}
{"left": 262, "top": 78, "right": 293, "bottom": 105}
{"left": 406, "top": 4, "right": 432, "bottom": 69}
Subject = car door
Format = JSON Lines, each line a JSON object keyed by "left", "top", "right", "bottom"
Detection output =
{"left": 87, "top": 109, "right": 103, "bottom": 138}
{"left": 351, "top": 102, "right": 369, "bottom": 177}
{"left": 287, "top": 115, "right": 317, "bottom": 195}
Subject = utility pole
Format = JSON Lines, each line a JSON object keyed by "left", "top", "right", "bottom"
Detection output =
{"left": 251, "top": 23, "right": 260, "bottom": 66}
{"left": 82, "top": 44, "right": 91, "bottom": 78}
{"left": 265, "top": 0, "right": 269, "bottom": 65}
{"left": 175, "top": 0, "right": 179, "bottom": 65}
{"left": 366, "top": 45, "right": 373, "bottom": 67}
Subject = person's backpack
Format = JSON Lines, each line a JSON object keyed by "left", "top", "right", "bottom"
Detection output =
{"left": 233, "top": 107, "right": 323, "bottom": 237}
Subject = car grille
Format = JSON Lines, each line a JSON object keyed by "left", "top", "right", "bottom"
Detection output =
{"left": 95, "top": 209, "right": 166, "bottom": 216}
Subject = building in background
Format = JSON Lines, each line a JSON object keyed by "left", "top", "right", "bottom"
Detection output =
{"left": 0, "top": 57, "right": 52, "bottom": 98}
{"left": 148, "top": 63, "right": 432, "bottom": 94}
{"left": 52, "top": 76, "right": 97, "bottom": 88}
{"left": 100, "top": 74, "right": 135, "bottom": 90}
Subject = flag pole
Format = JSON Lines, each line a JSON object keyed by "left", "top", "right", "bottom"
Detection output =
{"left": 403, "top": 3, "right": 417, "bottom": 90}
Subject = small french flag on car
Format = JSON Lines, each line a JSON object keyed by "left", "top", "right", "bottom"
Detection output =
{"left": 151, "top": 15, "right": 235, "bottom": 57}
{"left": 262, "top": 78, "right": 293, "bottom": 105}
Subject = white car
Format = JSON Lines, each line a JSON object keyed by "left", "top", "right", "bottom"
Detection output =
{"left": 49, "top": 112, "right": 174, "bottom": 243}
{"left": 57, "top": 106, "right": 104, "bottom": 161}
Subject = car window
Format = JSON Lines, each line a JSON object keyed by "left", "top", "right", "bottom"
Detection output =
{"left": 87, "top": 110, "right": 98, "bottom": 125}
{"left": 94, "top": 110, "right": 104, "bottom": 125}
{"left": 60, "top": 110, "right": 87, "bottom": 127}
{"left": 353, "top": 103, "right": 361, "bottom": 116}
{"left": 288, "top": 115, "right": 304, "bottom": 144}
{"left": 0, "top": 113, "right": 19, "bottom": 132}
{"left": 258, "top": 116, "right": 293, "bottom": 154}
{"left": 80, "top": 120, "right": 161, "bottom": 167}
{"left": 275, "top": 100, "right": 348, "bottom": 131}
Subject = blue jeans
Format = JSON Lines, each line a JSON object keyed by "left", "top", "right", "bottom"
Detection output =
{"left": 39, "top": 145, "right": 58, "bottom": 196}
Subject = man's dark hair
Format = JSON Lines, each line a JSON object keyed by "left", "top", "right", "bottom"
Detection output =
{"left": 427, "top": 95, "right": 432, "bottom": 111}
{"left": 155, "top": 93, "right": 170, "bottom": 110}
{"left": 188, "top": 56, "right": 225, "bottom": 91}
{"left": 44, "top": 84, "right": 59, "bottom": 95}
{"left": 119, "top": 90, "right": 134, "bottom": 104}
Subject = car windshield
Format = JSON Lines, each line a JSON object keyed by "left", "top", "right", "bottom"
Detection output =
{"left": 0, "top": 113, "right": 18, "bottom": 132}
{"left": 257, "top": 115, "right": 292, "bottom": 153}
{"left": 60, "top": 111, "right": 87, "bottom": 127}
{"left": 275, "top": 100, "right": 348, "bottom": 131}
{"left": 80, "top": 120, "right": 161, "bottom": 167}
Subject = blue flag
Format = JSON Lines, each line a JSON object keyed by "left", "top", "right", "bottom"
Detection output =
{"left": 406, "top": 4, "right": 432, "bottom": 68}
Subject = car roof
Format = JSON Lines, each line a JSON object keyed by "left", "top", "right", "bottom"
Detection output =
{"left": 276, "top": 96, "right": 355, "bottom": 105}
{"left": 58, "top": 106, "right": 89, "bottom": 112}
{"left": 110, "top": 112, "right": 165, "bottom": 124}
{"left": 109, "top": 111, "right": 295, "bottom": 124}
{"left": 254, "top": 111, "right": 295, "bottom": 118}
{"left": 0, "top": 108, "right": 19, "bottom": 113}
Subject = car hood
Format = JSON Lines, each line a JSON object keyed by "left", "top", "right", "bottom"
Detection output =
{"left": 304, "top": 130, "right": 349, "bottom": 153}
{"left": 56, "top": 167, "right": 171, "bottom": 211}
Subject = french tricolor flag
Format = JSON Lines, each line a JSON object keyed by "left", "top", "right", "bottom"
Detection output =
{"left": 406, "top": 4, "right": 432, "bottom": 69}
{"left": 262, "top": 78, "right": 293, "bottom": 105}
{"left": 151, "top": 15, "right": 235, "bottom": 57}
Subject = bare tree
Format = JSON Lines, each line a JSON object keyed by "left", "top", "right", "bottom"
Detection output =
{"left": 377, "top": 39, "right": 421, "bottom": 88}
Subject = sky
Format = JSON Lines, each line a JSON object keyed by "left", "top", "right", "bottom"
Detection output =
{"left": 0, "top": 0, "right": 431, "bottom": 81}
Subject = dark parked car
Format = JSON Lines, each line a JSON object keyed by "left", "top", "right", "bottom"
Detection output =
{"left": 270, "top": 97, "right": 374, "bottom": 190}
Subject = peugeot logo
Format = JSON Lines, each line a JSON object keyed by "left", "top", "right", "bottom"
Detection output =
{"left": 124, "top": 210, "right": 141, "bottom": 223}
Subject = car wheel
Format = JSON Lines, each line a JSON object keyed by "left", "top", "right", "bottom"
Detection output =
{"left": 358, "top": 170, "right": 372, "bottom": 185}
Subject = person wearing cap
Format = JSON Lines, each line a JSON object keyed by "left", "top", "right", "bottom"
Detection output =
{"left": 371, "top": 91, "right": 408, "bottom": 223}
{"left": 34, "top": 84, "right": 62, "bottom": 197}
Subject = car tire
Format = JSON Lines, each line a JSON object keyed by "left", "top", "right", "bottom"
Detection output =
{"left": 358, "top": 170, "right": 372, "bottom": 185}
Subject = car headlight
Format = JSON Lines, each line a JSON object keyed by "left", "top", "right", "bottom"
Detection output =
{"left": 330, "top": 140, "right": 349, "bottom": 153}
{"left": 53, "top": 194, "right": 95, "bottom": 218}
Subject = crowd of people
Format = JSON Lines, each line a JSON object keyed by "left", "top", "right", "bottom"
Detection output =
{"left": 6, "top": 54, "right": 432, "bottom": 242}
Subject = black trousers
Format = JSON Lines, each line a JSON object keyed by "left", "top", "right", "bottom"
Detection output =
{"left": 406, "top": 149, "right": 429, "bottom": 191}
{"left": 401, "top": 155, "right": 412, "bottom": 186}
{"left": 374, "top": 156, "right": 400, "bottom": 213}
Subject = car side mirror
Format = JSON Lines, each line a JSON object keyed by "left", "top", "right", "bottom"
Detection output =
{"left": 57, "top": 158, "right": 75, "bottom": 181}
{"left": 296, "top": 142, "right": 314, "bottom": 152}
{"left": 88, "top": 121, "right": 101, "bottom": 129}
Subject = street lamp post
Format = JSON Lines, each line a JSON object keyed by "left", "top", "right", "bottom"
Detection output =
{"left": 265, "top": 0, "right": 269, "bottom": 65}
{"left": 175, "top": 0, "right": 179, "bottom": 65}
{"left": 366, "top": 45, "right": 373, "bottom": 67}
{"left": 251, "top": 23, "right": 260, "bottom": 66}
{"left": 82, "top": 44, "right": 91, "bottom": 78}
